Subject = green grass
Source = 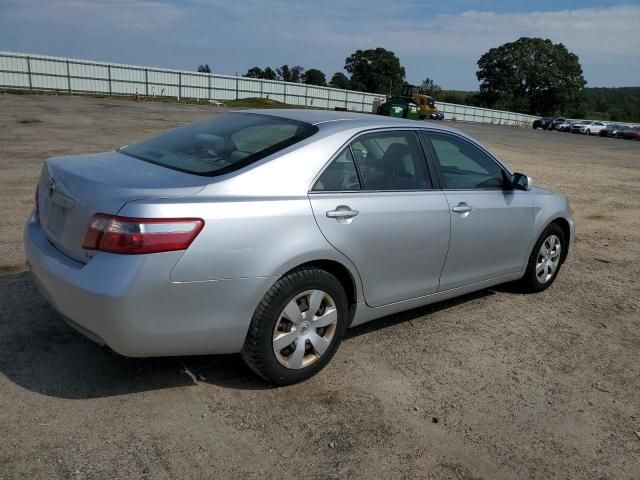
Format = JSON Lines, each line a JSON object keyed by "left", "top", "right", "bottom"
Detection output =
{"left": 221, "top": 97, "right": 298, "bottom": 108}
{"left": 0, "top": 89, "right": 308, "bottom": 109}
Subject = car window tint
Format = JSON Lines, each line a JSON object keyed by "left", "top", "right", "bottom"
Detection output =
{"left": 351, "top": 131, "right": 431, "bottom": 191}
{"left": 427, "top": 133, "right": 505, "bottom": 189}
{"left": 231, "top": 124, "right": 299, "bottom": 153}
{"left": 120, "top": 113, "right": 317, "bottom": 176}
{"left": 312, "top": 148, "right": 361, "bottom": 191}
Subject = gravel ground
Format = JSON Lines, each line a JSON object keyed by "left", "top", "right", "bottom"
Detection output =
{"left": 1, "top": 93, "right": 639, "bottom": 480}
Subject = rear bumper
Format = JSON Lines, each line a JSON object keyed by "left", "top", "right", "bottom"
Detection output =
{"left": 24, "top": 213, "right": 276, "bottom": 357}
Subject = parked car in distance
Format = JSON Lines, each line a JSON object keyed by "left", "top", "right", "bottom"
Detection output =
{"left": 556, "top": 119, "right": 576, "bottom": 132}
{"left": 24, "top": 110, "right": 575, "bottom": 385}
{"left": 532, "top": 116, "right": 555, "bottom": 130}
{"left": 599, "top": 124, "right": 628, "bottom": 137}
{"left": 548, "top": 118, "right": 566, "bottom": 131}
{"left": 571, "top": 120, "right": 607, "bottom": 135}
{"left": 619, "top": 126, "right": 640, "bottom": 140}
{"left": 612, "top": 125, "right": 632, "bottom": 138}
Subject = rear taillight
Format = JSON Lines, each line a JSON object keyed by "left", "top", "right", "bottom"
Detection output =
{"left": 82, "top": 214, "right": 204, "bottom": 255}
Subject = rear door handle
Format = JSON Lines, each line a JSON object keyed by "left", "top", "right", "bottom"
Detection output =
{"left": 326, "top": 206, "right": 359, "bottom": 219}
{"left": 452, "top": 202, "right": 473, "bottom": 214}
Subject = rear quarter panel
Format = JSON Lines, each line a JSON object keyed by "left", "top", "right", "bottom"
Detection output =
{"left": 117, "top": 195, "right": 364, "bottom": 301}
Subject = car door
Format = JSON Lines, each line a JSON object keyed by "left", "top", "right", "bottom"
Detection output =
{"left": 309, "top": 130, "right": 450, "bottom": 307}
{"left": 421, "top": 131, "right": 533, "bottom": 291}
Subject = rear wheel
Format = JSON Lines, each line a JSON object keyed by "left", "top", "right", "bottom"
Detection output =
{"left": 518, "top": 223, "right": 566, "bottom": 292}
{"left": 586, "top": 129, "right": 591, "bottom": 135}
{"left": 241, "top": 267, "right": 349, "bottom": 385}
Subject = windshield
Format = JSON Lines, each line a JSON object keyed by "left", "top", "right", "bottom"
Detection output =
{"left": 120, "top": 113, "right": 318, "bottom": 176}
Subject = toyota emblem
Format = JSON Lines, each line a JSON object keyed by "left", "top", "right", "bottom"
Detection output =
{"left": 46, "top": 178, "right": 56, "bottom": 197}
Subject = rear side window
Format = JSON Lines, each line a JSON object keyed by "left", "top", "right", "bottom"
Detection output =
{"left": 313, "top": 148, "right": 361, "bottom": 191}
{"left": 352, "top": 131, "right": 431, "bottom": 190}
{"left": 120, "top": 113, "right": 318, "bottom": 176}
{"left": 312, "top": 130, "right": 432, "bottom": 192}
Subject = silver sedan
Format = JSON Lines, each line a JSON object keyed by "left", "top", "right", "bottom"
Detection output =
{"left": 25, "top": 110, "right": 574, "bottom": 384}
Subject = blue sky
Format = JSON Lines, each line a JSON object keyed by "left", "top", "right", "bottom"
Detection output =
{"left": 1, "top": 0, "right": 639, "bottom": 90}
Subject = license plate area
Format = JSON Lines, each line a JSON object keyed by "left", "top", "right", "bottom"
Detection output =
{"left": 43, "top": 190, "right": 75, "bottom": 237}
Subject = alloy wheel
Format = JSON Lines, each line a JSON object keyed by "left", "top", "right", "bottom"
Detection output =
{"left": 536, "top": 235, "right": 562, "bottom": 284}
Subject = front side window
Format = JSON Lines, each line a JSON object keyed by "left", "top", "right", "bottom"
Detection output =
{"left": 120, "top": 113, "right": 318, "bottom": 176}
{"left": 426, "top": 133, "right": 507, "bottom": 189}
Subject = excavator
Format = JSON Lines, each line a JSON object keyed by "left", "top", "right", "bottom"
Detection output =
{"left": 401, "top": 84, "right": 444, "bottom": 120}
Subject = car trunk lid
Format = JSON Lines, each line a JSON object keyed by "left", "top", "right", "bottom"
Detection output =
{"left": 37, "top": 151, "right": 209, "bottom": 263}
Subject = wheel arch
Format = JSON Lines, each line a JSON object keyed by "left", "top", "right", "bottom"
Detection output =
{"left": 549, "top": 217, "right": 571, "bottom": 263}
{"left": 281, "top": 259, "right": 361, "bottom": 324}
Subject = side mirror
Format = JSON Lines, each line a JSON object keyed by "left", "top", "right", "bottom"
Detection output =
{"left": 512, "top": 172, "right": 533, "bottom": 191}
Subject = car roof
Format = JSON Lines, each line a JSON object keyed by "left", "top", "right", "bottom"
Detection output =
{"left": 238, "top": 108, "right": 463, "bottom": 134}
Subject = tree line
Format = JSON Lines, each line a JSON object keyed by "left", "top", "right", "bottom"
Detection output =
{"left": 196, "top": 39, "right": 640, "bottom": 122}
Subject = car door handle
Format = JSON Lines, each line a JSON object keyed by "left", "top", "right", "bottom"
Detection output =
{"left": 452, "top": 203, "right": 473, "bottom": 214}
{"left": 326, "top": 206, "right": 359, "bottom": 219}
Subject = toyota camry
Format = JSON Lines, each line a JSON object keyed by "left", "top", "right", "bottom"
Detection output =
{"left": 25, "top": 110, "right": 574, "bottom": 385}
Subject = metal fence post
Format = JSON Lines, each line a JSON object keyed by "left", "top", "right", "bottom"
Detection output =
{"left": 304, "top": 84, "right": 309, "bottom": 107}
{"left": 107, "top": 65, "right": 112, "bottom": 95}
{"left": 260, "top": 79, "right": 264, "bottom": 99}
{"left": 283, "top": 83, "right": 287, "bottom": 104}
{"left": 235, "top": 75, "right": 239, "bottom": 100}
{"left": 178, "top": 72, "right": 181, "bottom": 101}
{"left": 66, "top": 60, "right": 71, "bottom": 93}
{"left": 144, "top": 68, "right": 148, "bottom": 96}
{"left": 26, "top": 56, "right": 32, "bottom": 90}
{"left": 208, "top": 74, "right": 211, "bottom": 100}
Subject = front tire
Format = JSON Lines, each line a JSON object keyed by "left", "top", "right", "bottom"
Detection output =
{"left": 518, "top": 223, "right": 566, "bottom": 292}
{"left": 241, "top": 267, "right": 349, "bottom": 385}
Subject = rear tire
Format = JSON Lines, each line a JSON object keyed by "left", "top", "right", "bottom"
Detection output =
{"left": 241, "top": 267, "right": 349, "bottom": 385}
{"left": 518, "top": 223, "right": 566, "bottom": 293}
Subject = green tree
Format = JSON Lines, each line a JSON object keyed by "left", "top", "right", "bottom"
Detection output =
{"left": 476, "top": 37, "right": 586, "bottom": 115}
{"left": 329, "top": 72, "right": 351, "bottom": 90}
{"left": 344, "top": 48, "right": 405, "bottom": 94}
{"left": 420, "top": 77, "right": 441, "bottom": 97}
{"left": 243, "top": 66, "right": 278, "bottom": 81}
{"left": 262, "top": 67, "right": 277, "bottom": 81}
{"left": 243, "top": 66, "right": 264, "bottom": 78}
{"left": 277, "top": 65, "right": 305, "bottom": 83}
{"left": 303, "top": 68, "right": 327, "bottom": 86}
{"left": 197, "top": 64, "right": 211, "bottom": 73}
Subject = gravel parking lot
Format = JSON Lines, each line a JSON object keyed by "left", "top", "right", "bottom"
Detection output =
{"left": 1, "top": 93, "right": 639, "bottom": 479}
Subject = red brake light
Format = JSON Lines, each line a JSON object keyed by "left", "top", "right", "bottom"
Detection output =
{"left": 82, "top": 214, "right": 204, "bottom": 254}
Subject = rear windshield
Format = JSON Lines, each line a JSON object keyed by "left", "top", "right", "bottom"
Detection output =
{"left": 120, "top": 113, "right": 318, "bottom": 176}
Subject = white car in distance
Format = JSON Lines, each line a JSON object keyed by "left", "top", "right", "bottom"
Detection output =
{"left": 571, "top": 121, "right": 607, "bottom": 135}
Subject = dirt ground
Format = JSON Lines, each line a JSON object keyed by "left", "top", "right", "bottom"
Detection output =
{"left": 1, "top": 93, "right": 639, "bottom": 480}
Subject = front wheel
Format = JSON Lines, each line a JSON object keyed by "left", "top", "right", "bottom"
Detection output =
{"left": 585, "top": 129, "right": 591, "bottom": 135}
{"left": 241, "top": 267, "right": 349, "bottom": 385}
{"left": 518, "top": 223, "right": 566, "bottom": 292}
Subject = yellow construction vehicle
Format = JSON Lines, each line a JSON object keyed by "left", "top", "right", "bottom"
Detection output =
{"left": 401, "top": 84, "right": 444, "bottom": 120}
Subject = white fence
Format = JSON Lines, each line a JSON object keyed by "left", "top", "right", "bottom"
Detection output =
{"left": 0, "top": 51, "right": 537, "bottom": 126}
